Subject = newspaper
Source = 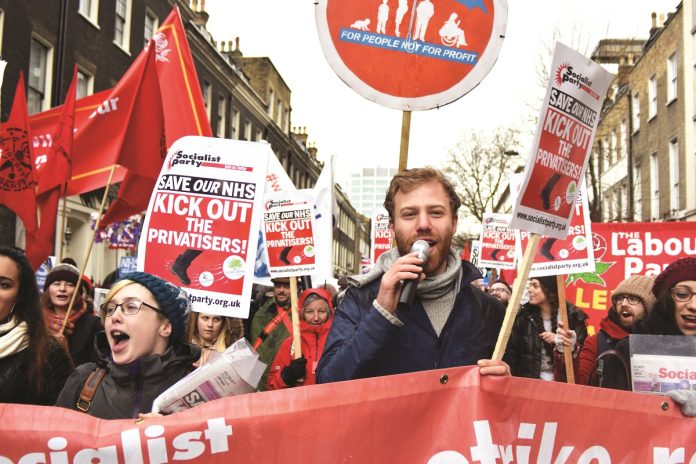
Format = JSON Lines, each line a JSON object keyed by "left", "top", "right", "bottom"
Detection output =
{"left": 152, "top": 338, "right": 266, "bottom": 414}
{"left": 630, "top": 334, "right": 696, "bottom": 395}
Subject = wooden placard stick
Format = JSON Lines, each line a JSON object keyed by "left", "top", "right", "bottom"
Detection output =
{"left": 398, "top": 111, "right": 411, "bottom": 172}
{"left": 556, "top": 274, "right": 575, "bottom": 384}
{"left": 492, "top": 233, "right": 541, "bottom": 360}
{"left": 289, "top": 277, "right": 302, "bottom": 359}
{"left": 59, "top": 165, "right": 117, "bottom": 335}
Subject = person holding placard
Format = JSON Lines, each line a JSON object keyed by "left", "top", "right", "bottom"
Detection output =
{"left": 503, "top": 275, "right": 588, "bottom": 381}
{"left": 317, "top": 167, "right": 505, "bottom": 383}
{"left": 267, "top": 288, "right": 333, "bottom": 389}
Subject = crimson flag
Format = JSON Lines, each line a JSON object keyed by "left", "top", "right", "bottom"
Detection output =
{"left": 100, "top": 43, "right": 166, "bottom": 225}
{"left": 29, "top": 6, "right": 211, "bottom": 196}
{"left": 0, "top": 73, "right": 38, "bottom": 240}
{"left": 26, "top": 68, "right": 78, "bottom": 269}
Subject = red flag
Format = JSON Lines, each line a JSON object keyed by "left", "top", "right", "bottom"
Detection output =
{"left": 26, "top": 69, "right": 78, "bottom": 269}
{"left": 29, "top": 6, "right": 211, "bottom": 196}
{"left": 0, "top": 73, "right": 38, "bottom": 239}
{"left": 100, "top": 43, "right": 166, "bottom": 225}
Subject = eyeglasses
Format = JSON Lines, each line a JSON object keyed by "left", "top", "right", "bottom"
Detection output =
{"left": 490, "top": 287, "right": 510, "bottom": 294}
{"left": 100, "top": 299, "right": 163, "bottom": 317}
{"left": 612, "top": 294, "right": 642, "bottom": 306}
{"left": 671, "top": 287, "right": 696, "bottom": 303}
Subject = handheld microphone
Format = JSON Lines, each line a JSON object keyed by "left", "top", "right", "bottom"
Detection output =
{"left": 396, "top": 240, "right": 430, "bottom": 312}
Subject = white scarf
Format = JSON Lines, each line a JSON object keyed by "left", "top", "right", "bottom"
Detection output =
{"left": 0, "top": 315, "right": 30, "bottom": 359}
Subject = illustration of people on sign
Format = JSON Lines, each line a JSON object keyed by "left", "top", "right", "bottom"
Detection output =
{"left": 439, "top": 12, "right": 467, "bottom": 47}
{"left": 376, "top": 0, "right": 389, "bottom": 34}
{"left": 394, "top": 0, "right": 408, "bottom": 37}
{"left": 414, "top": 0, "right": 435, "bottom": 41}
{"left": 350, "top": 18, "right": 371, "bottom": 31}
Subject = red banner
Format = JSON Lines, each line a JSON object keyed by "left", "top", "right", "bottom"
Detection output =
{"left": 566, "top": 221, "right": 696, "bottom": 334}
{"left": 0, "top": 366, "right": 693, "bottom": 462}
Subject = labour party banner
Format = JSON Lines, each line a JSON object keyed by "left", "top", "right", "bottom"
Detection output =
{"left": 315, "top": 0, "right": 507, "bottom": 110}
{"left": 479, "top": 213, "right": 516, "bottom": 270}
{"left": 262, "top": 190, "right": 318, "bottom": 277}
{"left": 510, "top": 42, "right": 612, "bottom": 239}
{"left": 515, "top": 185, "right": 595, "bottom": 278}
{"left": 138, "top": 137, "right": 268, "bottom": 318}
{"left": 371, "top": 208, "right": 393, "bottom": 265}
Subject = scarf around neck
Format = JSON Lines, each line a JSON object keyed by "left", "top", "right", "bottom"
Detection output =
{"left": 0, "top": 315, "right": 30, "bottom": 359}
{"left": 349, "top": 247, "right": 463, "bottom": 300}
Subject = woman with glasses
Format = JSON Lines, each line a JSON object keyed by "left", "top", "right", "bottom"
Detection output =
{"left": 560, "top": 275, "right": 655, "bottom": 386}
{"left": 56, "top": 272, "right": 200, "bottom": 419}
{"left": 602, "top": 258, "right": 696, "bottom": 401}
{"left": 0, "top": 247, "right": 73, "bottom": 405}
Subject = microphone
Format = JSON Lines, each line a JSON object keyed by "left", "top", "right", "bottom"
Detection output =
{"left": 396, "top": 240, "right": 430, "bottom": 312}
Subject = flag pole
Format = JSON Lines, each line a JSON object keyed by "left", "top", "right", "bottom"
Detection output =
{"left": 60, "top": 165, "right": 117, "bottom": 335}
{"left": 58, "top": 185, "right": 68, "bottom": 261}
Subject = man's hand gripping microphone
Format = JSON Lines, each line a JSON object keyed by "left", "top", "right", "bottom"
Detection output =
{"left": 396, "top": 240, "right": 430, "bottom": 312}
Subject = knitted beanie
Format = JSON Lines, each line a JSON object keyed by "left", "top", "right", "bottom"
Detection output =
{"left": 653, "top": 257, "right": 696, "bottom": 297}
{"left": 45, "top": 263, "right": 80, "bottom": 288}
{"left": 535, "top": 275, "right": 558, "bottom": 297}
{"left": 124, "top": 272, "right": 191, "bottom": 342}
{"left": 613, "top": 275, "right": 656, "bottom": 311}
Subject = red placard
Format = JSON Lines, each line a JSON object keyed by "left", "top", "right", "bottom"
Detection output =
{"left": 315, "top": 0, "right": 507, "bottom": 110}
{"left": 371, "top": 208, "right": 394, "bottom": 264}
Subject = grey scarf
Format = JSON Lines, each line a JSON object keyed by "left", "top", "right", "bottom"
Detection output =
{"left": 349, "top": 247, "right": 462, "bottom": 299}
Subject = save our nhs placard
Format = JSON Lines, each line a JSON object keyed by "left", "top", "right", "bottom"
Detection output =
{"left": 138, "top": 136, "right": 268, "bottom": 318}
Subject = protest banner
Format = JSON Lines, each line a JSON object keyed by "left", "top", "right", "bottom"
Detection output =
{"left": 510, "top": 42, "right": 613, "bottom": 239}
{"left": 565, "top": 221, "right": 696, "bottom": 333}
{"left": 262, "top": 190, "right": 318, "bottom": 278}
{"left": 469, "top": 239, "right": 486, "bottom": 279}
{"left": 370, "top": 208, "right": 393, "bottom": 265}
{"left": 515, "top": 186, "right": 595, "bottom": 277}
{"left": 315, "top": 0, "right": 507, "bottom": 111}
{"left": 138, "top": 137, "right": 268, "bottom": 319}
{"left": 1, "top": 366, "right": 694, "bottom": 462}
{"left": 479, "top": 213, "right": 516, "bottom": 270}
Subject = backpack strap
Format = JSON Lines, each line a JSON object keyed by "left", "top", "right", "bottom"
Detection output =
{"left": 76, "top": 366, "right": 107, "bottom": 413}
{"left": 591, "top": 349, "right": 630, "bottom": 389}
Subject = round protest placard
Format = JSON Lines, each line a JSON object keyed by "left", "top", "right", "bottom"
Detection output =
{"left": 315, "top": 0, "right": 507, "bottom": 110}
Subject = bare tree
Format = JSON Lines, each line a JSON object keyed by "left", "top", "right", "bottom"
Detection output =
{"left": 444, "top": 127, "right": 522, "bottom": 224}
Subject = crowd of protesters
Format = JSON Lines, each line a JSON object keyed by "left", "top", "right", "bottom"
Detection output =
{"left": 0, "top": 167, "right": 695, "bottom": 419}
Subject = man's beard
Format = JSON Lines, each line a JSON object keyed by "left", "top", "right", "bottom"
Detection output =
{"left": 395, "top": 232, "right": 453, "bottom": 276}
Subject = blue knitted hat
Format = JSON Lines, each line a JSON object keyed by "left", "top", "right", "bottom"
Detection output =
{"left": 123, "top": 272, "right": 191, "bottom": 342}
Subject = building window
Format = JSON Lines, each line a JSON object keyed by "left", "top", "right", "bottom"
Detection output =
{"left": 620, "top": 183, "right": 628, "bottom": 221}
{"left": 216, "top": 95, "right": 227, "bottom": 138}
{"left": 670, "top": 140, "right": 680, "bottom": 212}
{"left": 650, "top": 153, "right": 659, "bottom": 220}
{"left": 78, "top": 0, "right": 99, "bottom": 25}
{"left": 28, "top": 37, "right": 54, "bottom": 115}
{"left": 144, "top": 9, "right": 159, "bottom": 47}
{"left": 244, "top": 120, "right": 252, "bottom": 141}
{"left": 633, "top": 164, "right": 642, "bottom": 221}
{"left": 632, "top": 93, "right": 640, "bottom": 132}
{"left": 648, "top": 75, "right": 657, "bottom": 119}
{"left": 267, "top": 88, "right": 274, "bottom": 118}
{"left": 202, "top": 81, "right": 212, "bottom": 120}
{"left": 114, "top": 0, "right": 132, "bottom": 52}
{"left": 76, "top": 68, "right": 94, "bottom": 99}
{"left": 230, "top": 109, "right": 240, "bottom": 139}
{"left": 609, "top": 131, "right": 617, "bottom": 166}
{"left": 255, "top": 129, "right": 263, "bottom": 142}
{"left": 276, "top": 100, "right": 283, "bottom": 127}
{"left": 667, "top": 52, "right": 678, "bottom": 103}
{"left": 619, "top": 121, "right": 627, "bottom": 160}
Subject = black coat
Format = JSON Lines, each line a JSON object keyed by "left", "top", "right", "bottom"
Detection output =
{"left": 504, "top": 302, "right": 588, "bottom": 379}
{"left": 55, "top": 332, "right": 200, "bottom": 419}
{"left": 67, "top": 312, "right": 102, "bottom": 367}
{"left": 0, "top": 342, "right": 73, "bottom": 405}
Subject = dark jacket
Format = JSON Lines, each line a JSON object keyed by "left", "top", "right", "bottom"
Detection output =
{"left": 316, "top": 261, "right": 504, "bottom": 382}
{"left": 250, "top": 298, "right": 291, "bottom": 391}
{"left": 503, "top": 302, "right": 588, "bottom": 380}
{"left": 55, "top": 332, "right": 200, "bottom": 419}
{"left": 68, "top": 312, "right": 102, "bottom": 367}
{"left": 0, "top": 342, "right": 73, "bottom": 406}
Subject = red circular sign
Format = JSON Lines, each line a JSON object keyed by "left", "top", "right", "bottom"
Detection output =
{"left": 316, "top": 0, "right": 507, "bottom": 111}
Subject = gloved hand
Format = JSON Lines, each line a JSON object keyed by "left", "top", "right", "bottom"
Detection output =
{"left": 554, "top": 321, "right": 577, "bottom": 354}
{"left": 281, "top": 356, "right": 307, "bottom": 387}
{"left": 665, "top": 389, "right": 696, "bottom": 417}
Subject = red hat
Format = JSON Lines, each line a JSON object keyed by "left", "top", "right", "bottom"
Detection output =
{"left": 652, "top": 257, "right": 696, "bottom": 297}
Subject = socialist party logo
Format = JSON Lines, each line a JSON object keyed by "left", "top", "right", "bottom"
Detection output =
{"left": 0, "top": 126, "right": 34, "bottom": 192}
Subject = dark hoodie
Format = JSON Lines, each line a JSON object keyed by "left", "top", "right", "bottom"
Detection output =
{"left": 55, "top": 332, "right": 200, "bottom": 419}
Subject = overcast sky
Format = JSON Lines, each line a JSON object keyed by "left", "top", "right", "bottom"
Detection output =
{"left": 204, "top": 0, "right": 679, "bottom": 188}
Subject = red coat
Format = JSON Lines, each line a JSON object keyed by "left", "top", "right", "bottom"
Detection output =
{"left": 267, "top": 288, "right": 333, "bottom": 390}
{"left": 576, "top": 317, "right": 629, "bottom": 385}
